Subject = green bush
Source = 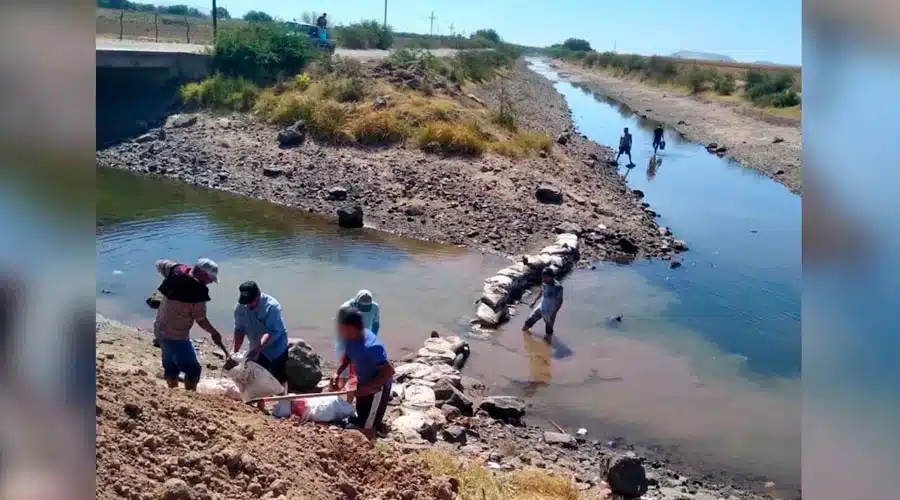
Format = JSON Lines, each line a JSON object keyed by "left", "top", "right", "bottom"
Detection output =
{"left": 324, "top": 77, "right": 367, "bottom": 102}
{"left": 770, "top": 89, "right": 801, "bottom": 107}
{"left": 212, "top": 23, "right": 314, "bottom": 83}
{"left": 745, "top": 69, "right": 797, "bottom": 106}
{"left": 562, "top": 38, "right": 592, "bottom": 52}
{"left": 684, "top": 66, "right": 709, "bottom": 94}
{"left": 452, "top": 46, "right": 521, "bottom": 82}
{"left": 335, "top": 20, "right": 394, "bottom": 50}
{"left": 179, "top": 74, "right": 259, "bottom": 111}
{"left": 712, "top": 72, "right": 736, "bottom": 95}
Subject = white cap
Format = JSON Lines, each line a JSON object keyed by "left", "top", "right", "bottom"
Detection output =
{"left": 355, "top": 289, "right": 373, "bottom": 305}
{"left": 195, "top": 258, "right": 219, "bottom": 283}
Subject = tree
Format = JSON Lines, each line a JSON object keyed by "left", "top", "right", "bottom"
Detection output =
{"left": 214, "top": 6, "right": 230, "bottom": 19}
{"left": 470, "top": 29, "right": 501, "bottom": 43}
{"left": 562, "top": 38, "right": 592, "bottom": 52}
{"left": 243, "top": 10, "right": 274, "bottom": 22}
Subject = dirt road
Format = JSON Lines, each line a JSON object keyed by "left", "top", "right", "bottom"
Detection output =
{"left": 552, "top": 60, "right": 802, "bottom": 195}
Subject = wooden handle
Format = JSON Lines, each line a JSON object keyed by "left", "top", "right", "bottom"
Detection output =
{"left": 248, "top": 389, "right": 353, "bottom": 404}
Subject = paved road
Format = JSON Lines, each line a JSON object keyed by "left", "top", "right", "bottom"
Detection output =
{"left": 95, "top": 38, "right": 459, "bottom": 59}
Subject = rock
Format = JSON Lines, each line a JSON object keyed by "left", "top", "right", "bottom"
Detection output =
{"left": 543, "top": 431, "right": 577, "bottom": 448}
{"left": 775, "top": 169, "right": 785, "bottom": 175}
{"left": 706, "top": 142, "right": 718, "bottom": 150}
{"left": 599, "top": 454, "right": 647, "bottom": 498}
{"left": 671, "top": 239, "right": 688, "bottom": 251}
{"left": 633, "top": 189, "right": 645, "bottom": 199}
{"left": 677, "top": 120, "right": 686, "bottom": 125}
{"left": 538, "top": 150, "right": 548, "bottom": 158}
{"left": 422, "top": 141, "right": 441, "bottom": 154}
{"left": 165, "top": 114, "right": 197, "bottom": 129}
{"left": 588, "top": 153, "right": 599, "bottom": 161}
{"left": 444, "top": 385, "right": 474, "bottom": 415}
{"left": 553, "top": 222, "right": 583, "bottom": 235}
{"left": 404, "top": 204, "right": 425, "bottom": 216}
{"left": 284, "top": 339, "right": 323, "bottom": 392}
{"left": 135, "top": 133, "right": 156, "bottom": 143}
{"left": 617, "top": 237, "right": 639, "bottom": 254}
{"left": 326, "top": 186, "right": 348, "bottom": 201}
{"left": 772, "top": 137, "right": 785, "bottom": 144}
{"left": 433, "top": 378, "right": 456, "bottom": 401}
{"left": 441, "top": 404, "right": 462, "bottom": 421}
{"left": 392, "top": 414, "right": 427, "bottom": 443}
{"left": 262, "top": 166, "right": 285, "bottom": 178}
{"left": 419, "top": 407, "right": 447, "bottom": 441}
{"left": 535, "top": 185, "right": 564, "bottom": 204}
{"left": 478, "top": 396, "right": 526, "bottom": 422}
{"left": 442, "top": 425, "right": 467, "bottom": 444}
{"left": 556, "top": 133, "right": 570, "bottom": 145}
{"left": 277, "top": 121, "right": 307, "bottom": 147}
{"left": 159, "top": 478, "right": 192, "bottom": 500}
{"left": 715, "top": 146, "right": 728, "bottom": 153}
{"left": 373, "top": 96, "right": 389, "bottom": 110}
{"left": 669, "top": 260, "right": 682, "bottom": 269}
{"left": 337, "top": 206, "right": 364, "bottom": 228}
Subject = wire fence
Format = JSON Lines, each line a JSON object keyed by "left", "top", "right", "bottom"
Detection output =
{"left": 97, "top": 9, "right": 217, "bottom": 44}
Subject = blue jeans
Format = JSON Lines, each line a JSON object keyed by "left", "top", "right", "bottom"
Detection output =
{"left": 160, "top": 339, "right": 202, "bottom": 382}
{"left": 524, "top": 306, "right": 557, "bottom": 335}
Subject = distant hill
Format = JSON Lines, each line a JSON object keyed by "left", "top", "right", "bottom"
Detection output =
{"left": 670, "top": 50, "right": 735, "bottom": 62}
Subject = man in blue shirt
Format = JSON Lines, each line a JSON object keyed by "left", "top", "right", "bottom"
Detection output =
{"left": 334, "top": 290, "right": 381, "bottom": 393}
{"left": 523, "top": 267, "right": 565, "bottom": 339}
{"left": 233, "top": 281, "right": 289, "bottom": 408}
{"left": 329, "top": 306, "right": 394, "bottom": 441}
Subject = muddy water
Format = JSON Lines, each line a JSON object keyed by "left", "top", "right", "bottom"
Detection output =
{"left": 97, "top": 61, "right": 800, "bottom": 488}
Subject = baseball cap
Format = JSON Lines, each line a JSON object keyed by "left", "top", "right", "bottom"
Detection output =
{"left": 238, "top": 281, "right": 261, "bottom": 305}
{"left": 355, "top": 289, "right": 373, "bottom": 306}
{"left": 541, "top": 266, "right": 556, "bottom": 278}
{"left": 195, "top": 258, "right": 219, "bottom": 283}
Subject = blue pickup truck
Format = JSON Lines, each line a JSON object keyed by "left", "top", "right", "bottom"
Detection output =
{"left": 286, "top": 22, "right": 336, "bottom": 54}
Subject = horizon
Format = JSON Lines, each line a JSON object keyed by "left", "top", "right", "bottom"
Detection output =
{"left": 122, "top": 0, "right": 802, "bottom": 65}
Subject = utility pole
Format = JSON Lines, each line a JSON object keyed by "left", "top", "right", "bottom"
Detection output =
{"left": 429, "top": 11, "right": 436, "bottom": 36}
{"left": 449, "top": 22, "right": 455, "bottom": 37}
{"left": 212, "top": 0, "right": 217, "bottom": 40}
{"left": 383, "top": 0, "right": 388, "bottom": 28}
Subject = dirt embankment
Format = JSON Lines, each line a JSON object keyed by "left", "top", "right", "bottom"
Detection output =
{"left": 552, "top": 60, "right": 802, "bottom": 195}
{"left": 96, "top": 62, "right": 686, "bottom": 265}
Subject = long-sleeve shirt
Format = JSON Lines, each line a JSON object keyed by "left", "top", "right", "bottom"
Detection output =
{"left": 153, "top": 259, "right": 208, "bottom": 341}
{"left": 233, "top": 293, "right": 288, "bottom": 361}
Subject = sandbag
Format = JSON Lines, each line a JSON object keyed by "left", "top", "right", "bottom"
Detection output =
{"left": 484, "top": 275, "right": 515, "bottom": 290}
{"left": 196, "top": 377, "right": 242, "bottom": 401}
{"left": 224, "top": 357, "right": 285, "bottom": 403}
{"left": 302, "top": 395, "right": 356, "bottom": 423}
{"left": 474, "top": 302, "right": 509, "bottom": 326}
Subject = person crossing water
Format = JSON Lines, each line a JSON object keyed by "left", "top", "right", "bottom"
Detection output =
{"left": 616, "top": 127, "right": 634, "bottom": 166}
{"left": 652, "top": 125, "right": 665, "bottom": 154}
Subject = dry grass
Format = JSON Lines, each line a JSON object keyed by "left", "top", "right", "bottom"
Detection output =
{"left": 352, "top": 110, "right": 412, "bottom": 145}
{"left": 418, "top": 122, "right": 486, "bottom": 155}
{"left": 418, "top": 451, "right": 581, "bottom": 500}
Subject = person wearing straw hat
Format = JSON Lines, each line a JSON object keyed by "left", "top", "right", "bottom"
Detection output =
{"left": 152, "top": 257, "right": 226, "bottom": 391}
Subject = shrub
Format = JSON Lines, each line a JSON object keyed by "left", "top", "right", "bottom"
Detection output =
{"left": 470, "top": 29, "right": 501, "bottom": 44}
{"left": 452, "top": 47, "right": 519, "bottom": 82}
{"left": 418, "top": 122, "right": 485, "bottom": 155}
{"left": 562, "top": 38, "right": 592, "bottom": 52}
{"left": 307, "top": 100, "right": 351, "bottom": 142}
{"left": 684, "top": 66, "right": 710, "bottom": 94}
{"left": 179, "top": 74, "right": 259, "bottom": 111}
{"left": 336, "top": 20, "right": 394, "bottom": 50}
{"left": 489, "top": 109, "right": 517, "bottom": 131}
{"left": 324, "top": 76, "right": 367, "bottom": 102}
{"left": 770, "top": 89, "right": 801, "bottom": 107}
{"left": 712, "top": 72, "right": 736, "bottom": 95}
{"left": 352, "top": 110, "right": 411, "bottom": 145}
{"left": 242, "top": 10, "right": 274, "bottom": 22}
{"left": 213, "top": 23, "right": 314, "bottom": 83}
{"left": 745, "top": 69, "right": 797, "bottom": 106}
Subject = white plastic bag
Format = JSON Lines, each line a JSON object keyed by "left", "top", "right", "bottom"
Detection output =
{"left": 196, "top": 377, "right": 243, "bottom": 401}
{"left": 302, "top": 396, "right": 355, "bottom": 423}
{"left": 224, "top": 358, "right": 285, "bottom": 403}
{"left": 272, "top": 400, "right": 293, "bottom": 418}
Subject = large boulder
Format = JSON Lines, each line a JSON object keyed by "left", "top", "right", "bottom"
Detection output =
{"left": 478, "top": 396, "right": 526, "bottom": 422}
{"left": 535, "top": 185, "right": 564, "bottom": 204}
{"left": 337, "top": 206, "right": 364, "bottom": 228}
{"left": 444, "top": 385, "right": 474, "bottom": 415}
{"left": 599, "top": 454, "right": 648, "bottom": 498}
{"left": 326, "top": 186, "right": 348, "bottom": 201}
{"left": 543, "top": 431, "right": 577, "bottom": 448}
{"left": 284, "top": 340, "right": 323, "bottom": 392}
{"left": 277, "top": 120, "right": 307, "bottom": 147}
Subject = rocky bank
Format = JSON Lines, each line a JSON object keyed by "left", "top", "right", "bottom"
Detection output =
{"left": 97, "top": 316, "right": 789, "bottom": 500}
{"left": 96, "top": 62, "right": 687, "bottom": 266}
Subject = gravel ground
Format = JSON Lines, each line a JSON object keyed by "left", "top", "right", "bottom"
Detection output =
{"left": 97, "top": 63, "right": 687, "bottom": 266}
{"left": 552, "top": 60, "right": 802, "bottom": 195}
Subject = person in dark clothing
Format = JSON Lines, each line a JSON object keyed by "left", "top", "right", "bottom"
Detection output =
{"left": 316, "top": 13, "right": 328, "bottom": 40}
{"left": 615, "top": 127, "right": 633, "bottom": 165}
{"left": 330, "top": 306, "right": 395, "bottom": 442}
{"left": 652, "top": 126, "right": 665, "bottom": 154}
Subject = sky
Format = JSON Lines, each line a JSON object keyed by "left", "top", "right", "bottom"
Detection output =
{"left": 152, "top": 0, "right": 801, "bottom": 65}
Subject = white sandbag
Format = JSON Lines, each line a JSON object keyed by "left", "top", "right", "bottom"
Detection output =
{"left": 395, "top": 362, "right": 433, "bottom": 381}
{"left": 391, "top": 383, "right": 406, "bottom": 400}
{"left": 303, "top": 395, "right": 356, "bottom": 423}
{"left": 480, "top": 289, "right": 508, "bottom": 310}
{"left": 484, "top": 275, "right": 515, "bottom": 290}
{"left": 496, "top": 263, "right": 530, "bottom": 279}
{"left": 196, "top": 377, "right": 242, "bottom": 401}
{"left": 556, "top": 233, "right": 579, "bottom": 247}
{"left": 224, "top": 359, "right": 285, "bottom": 403}
{"left": 474, "top": 302, "right": 508, "bottom": 326}
{"left": 402, "top": 385, "right": 436, "bottom": 413}
{"left": 442, "top": 336, "right": 467, "bottom": 354}
{"left": 417, "top": 338, "right": 458, "bottom": 363}
{"left": 539, "top": 244, "right": 572, "bottom": 256}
